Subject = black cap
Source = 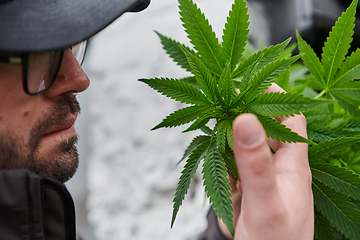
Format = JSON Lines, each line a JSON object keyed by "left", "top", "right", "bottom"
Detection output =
{"left": 0, "top": 0, "right": 150, "bottom": 52}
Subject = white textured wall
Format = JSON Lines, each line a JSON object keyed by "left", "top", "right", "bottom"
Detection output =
{"left": 67, "top": 1, "right": 270, "bottom": 239}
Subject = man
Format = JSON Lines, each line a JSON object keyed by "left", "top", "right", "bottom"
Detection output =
{"left": 0, "top": 0, "right": 314, "bottom": 239}
{"left": 0, "top": 0, "right": 151, "bottom": 239}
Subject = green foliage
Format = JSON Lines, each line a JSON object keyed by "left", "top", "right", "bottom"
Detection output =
{"left": 139, "top": 0, "right": 360, "bottom": 238}
{"left": 171, "top": 136, "right": 210, "bottom": 227}
{"left": 313, "top": 180, "right": 360, "bottom": 239}
{"left": 202, "top": 141, "right": 234, "bottom": 235}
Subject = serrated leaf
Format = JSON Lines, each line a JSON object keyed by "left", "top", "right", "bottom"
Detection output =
{"left": 334, "top": 230, "right": 350, "bottom": 240}
{"left": 182, "top": 46, "right": 217, "bottom": 103}
{"left": 179, "top": 76, "right": 200, "bottom": 88}
{"left": 331, "top": 81, "right": 360, "bottom": 101}
{"left": 171, "top": 137, "right": 211, "bottom": 227}
{"left": 179, "top": 0, "right": 223, "bottom": 76}
{"left": 333, "top": 48, "right": 360, "bottom": 87}
{"left": 237, "top": 41, "right": 255, "bottom": 62}
{"left": 201, "top": 126, "right": 213, "bottom": 135}
{"left": 326, "top": 94, "right": 335, "bottom": 114}
{"left": 307, "top": 129, "right": 336, "bottom": 142}
{"left": 232, "top": 38, "right": 291, "bottom": 79}
{"left": 232, "top": 49, "right": 263, "bottom": 80}
{"left": 290, "top": 81, "right": 309, "bottom": 94}
{"left": 278, "top": 43, "right": 297, "bottom": 59}
{"left": 221, "top": 144, "right": 239, "bottom": 181}
{"left": 183, "top": 108, "right": 221, "bottom": 132}
{"left": 300, "top": 76, "right": 326, "bottom": 92}
{"left": 305, "top": 111, "right": 333, "bottom": 124}
{"left": 311, "top": 163, "right": 360, "bottom": 201}
{"left": 246, "top": 55, "right": 301, "bottom": 102}
{"left": 256, "top": 115, "right": 314, "bottom": 144}
{"left": 321, "top": 0, "right": 357, "bottom": 85}
{"left": 330, "top": 91, "right": 360, "bottom": 117}
{"left": 177, "top": 135, "right": 211, "bottom": 165}
{"left": 139, "top": 78, "right": 211, "bottom": 105}
{"left": 344, "top": 146, "right": 360, "bottom": 175}
{"left": 289, "top": 64, "right": 309, "bottom": 82}
{"left": 226, "top": 121, "right": 234, "bottom": 151}
{"left": 153, "top": 105, "right": 210, "bottom": 130}
{"left": 248, "top": 92, "right": 331, "bottom": 118}
{"left": 222, "top": 0, "right": 249, "bottom": 70}
{"left": 236, "top": 53, "right": 264, "bottom": 92}
{"left": 203, "top": 142, "right": 234, "bottom": 236}
{"left": 296, "top": 30, "right": 325, "bottom": 86}
{"left": 155, "top": 31, "right": 193, "bottom": 72}
{"left": 338, "top": 119, "right": 360, "bottom": 133}
{"left": 306, "top": 122, "right": 357, "bottom": 142}
{"left": 312, "top": 179, "right": 360, "bottom": 240}
{"left": 314, "top": 207, "right": 336, "bottom": 240}
{"left": 216, "top": 121, "right": 239, "bottom": 180}
{"left": 229, "top": 86, "right": 250, "bottom": 109}
{"left": 220, "top": 62, "right": 234, "bottom": 105}
{"left": 216, "top": 120, "right": 232, "bottom": 154}
{"left": 145, "top": 0, "right": 360, "bottom": 236}
{"left": 308, "top": 137, "right": 360, "bottom": 163}
{"left": 276, "top": 68, "right": 290, "bottom": 91}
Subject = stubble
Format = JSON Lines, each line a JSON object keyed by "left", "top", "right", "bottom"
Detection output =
{"left": 0, "top": 94, "right": 81, "bottom": 183}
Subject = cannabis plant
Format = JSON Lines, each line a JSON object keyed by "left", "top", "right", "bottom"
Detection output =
{"left": 139, "top": 0, "right": 360, "bottom": 238}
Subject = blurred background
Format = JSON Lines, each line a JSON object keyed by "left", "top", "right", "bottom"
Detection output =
{"left": 65, "top": 0, "right": 359, "bottom": 239}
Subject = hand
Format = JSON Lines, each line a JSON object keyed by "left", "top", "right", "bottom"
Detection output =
{"left": 218, "top": 84, "right": 314, "bottom": 240}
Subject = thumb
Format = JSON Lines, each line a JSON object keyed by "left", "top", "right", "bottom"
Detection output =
{"left": 232, "top": 114, "right": 281, "bottom": 210}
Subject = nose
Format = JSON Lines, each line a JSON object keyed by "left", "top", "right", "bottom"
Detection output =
{"left": 43, "top": 49, "right": 90, "bottom": 98}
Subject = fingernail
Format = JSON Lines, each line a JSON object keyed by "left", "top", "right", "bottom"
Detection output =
{"left": 233, "top": 114, "right": 265, "bottom": 149}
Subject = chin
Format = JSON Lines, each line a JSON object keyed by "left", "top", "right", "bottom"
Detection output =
{"left": 30, "top": 141, "right": 79, "bottom": 183}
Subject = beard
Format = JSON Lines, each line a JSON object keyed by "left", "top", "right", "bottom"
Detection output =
{"left": 0, "top": 94, "right": 81, "bottom": 183}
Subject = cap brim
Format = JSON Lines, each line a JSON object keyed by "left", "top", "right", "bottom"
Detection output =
{"left": 0, "top": 0, "right": 150, "bottom": 52}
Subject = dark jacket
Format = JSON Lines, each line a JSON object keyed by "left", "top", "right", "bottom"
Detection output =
{"left": 197, "top": 207, "right": 229, "bottom": 240}
{"left": 0, "top": 169, "right": 227, "bottom": 240}
{"left": 0, "top": 170, "right": 76, "bottom": 240}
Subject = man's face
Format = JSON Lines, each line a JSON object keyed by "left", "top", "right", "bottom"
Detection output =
{"left": 0, "top": 49, "right": 90, "bottom": 183}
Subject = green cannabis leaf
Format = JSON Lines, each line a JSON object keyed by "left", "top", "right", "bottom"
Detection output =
{"left": 296, "top": 0, "right": 360, "bottom": 116}
{"left": 140, "top": 0, "right": 360, "bottom": 238}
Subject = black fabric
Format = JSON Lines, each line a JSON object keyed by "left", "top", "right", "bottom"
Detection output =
{"left": 198, "top": 207, "right": 230, "bottom": 240}
{"left": 129, "top": 0, "right": 151, "bottom": 12}
{"left": 0, "top": 170, "right": 228, "bottom": 240}
{"left": 0, "top": 170, "right": 76, "bottom": 240}
{"left": 0, "top": 0, "right": 150, "bottom": 52}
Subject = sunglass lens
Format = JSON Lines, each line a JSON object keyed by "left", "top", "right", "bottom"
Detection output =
{"left": 27, "top": 50, "right": 62, "bottom": 94}
{"left": 71, "top": 40, "right": 87, "bottom": 65}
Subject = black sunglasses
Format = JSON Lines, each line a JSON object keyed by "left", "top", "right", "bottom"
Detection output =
{"left": 0, "top": 40, "right": 87, "bottom": 95}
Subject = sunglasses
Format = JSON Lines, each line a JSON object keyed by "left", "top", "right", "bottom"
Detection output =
{"left": 0, "top": 40, "right": 88, "bottom": 95}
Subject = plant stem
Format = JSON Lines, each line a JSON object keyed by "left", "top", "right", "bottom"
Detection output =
{"left": 338, "top": 158, "right": 348, "bottom": 168}
{"left": 314, "top": 90, "right": 326, "bottom": 99}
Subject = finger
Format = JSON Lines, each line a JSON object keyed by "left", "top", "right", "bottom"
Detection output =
{"left": 265, "top": 83, "right": 288, "bottom": 122}
{"left": 265, "top": 83, "right": 285, "bottom": 94}
{"left": 276, "top": 114, "right": 310, "bottom": 177}
{"left": 232, "top": 114, "right": 282, "bottom": 207}
{"left": 279, "top": 113, "right": 308, "bottom": 140}
{"left": 265, "top": 83, "right": 308, "bottom": 148}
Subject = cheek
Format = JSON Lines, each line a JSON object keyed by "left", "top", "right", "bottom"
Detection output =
{"left": 0, "top": 89, "right": 39, "bottom": 139}
{"left": 0, "top": 65, "right": 44, "bottom": 144}
{"left": 0, "top": 102, "right": 39, "bottom": 137}
{"left": 0, "top": 63, "right": 23, "bottom": 92}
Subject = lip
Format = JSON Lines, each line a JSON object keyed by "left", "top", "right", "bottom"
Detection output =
{"left": 42, "top": 113, "right": 78, "bottom": 138}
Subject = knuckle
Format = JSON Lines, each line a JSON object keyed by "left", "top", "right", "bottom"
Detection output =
{"left": 257, "top": 206, "right": 289, "bottom": 228}
{"left": 245, "top": 149, "right": 273, "bottom": 177}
